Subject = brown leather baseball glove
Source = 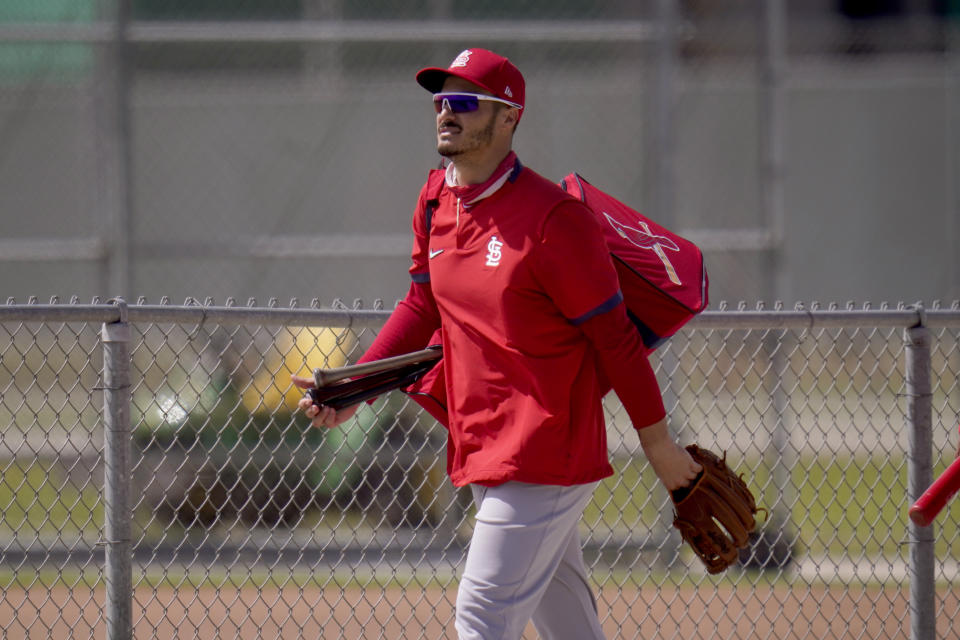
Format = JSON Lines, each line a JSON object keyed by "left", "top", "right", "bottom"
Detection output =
{"left": 671, "top": 444, "right": 761, "bottom": 574}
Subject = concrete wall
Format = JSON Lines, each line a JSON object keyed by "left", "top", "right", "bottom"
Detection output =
{"left": 0, "top": 56, "right": 956, "bottom": 306}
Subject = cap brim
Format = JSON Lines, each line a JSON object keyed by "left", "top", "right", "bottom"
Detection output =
{"left": 415, "top": 67, "right": 494, "bottom": 95}
{"left": 415, "top": 68, "right": 452, "bottom": 93}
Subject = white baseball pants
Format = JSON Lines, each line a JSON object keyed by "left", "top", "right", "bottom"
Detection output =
{"left": 454, "top": 481, "right": 606, "bottom": 640}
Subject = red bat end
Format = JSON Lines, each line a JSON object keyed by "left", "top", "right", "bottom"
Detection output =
{"left": 909, "top": 455, "right": 960, "bottom": 527}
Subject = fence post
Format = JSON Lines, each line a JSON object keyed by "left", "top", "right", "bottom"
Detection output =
{"left": 102, "top": 299, "right": 132, "bottom": 640}
{"left": 905, "top": 315, "right": 935, "bottom": 640}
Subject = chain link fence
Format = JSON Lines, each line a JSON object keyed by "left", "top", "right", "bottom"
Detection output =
{"left": 0, "top": 299, "right": 958, "bottom": 639}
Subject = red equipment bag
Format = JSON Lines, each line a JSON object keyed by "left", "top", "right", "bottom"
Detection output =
{"left": 559, "top": 172, "right": 708, "bottom": 349}
{"left": 405, "top": 171, "right": 709, "bottom": 426}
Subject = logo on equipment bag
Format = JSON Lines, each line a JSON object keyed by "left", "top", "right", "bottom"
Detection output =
{"left": 602, "top": 212, "right": 682, "bottom": 285}
{"left": 485, "top": 236, "right": 504, "bottom": 267}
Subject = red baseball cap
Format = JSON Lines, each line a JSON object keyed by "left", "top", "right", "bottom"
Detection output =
{"left": 416, "top": 48, "right": 525, "bottom": 114}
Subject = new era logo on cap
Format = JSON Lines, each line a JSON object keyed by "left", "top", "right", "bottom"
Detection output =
{"left": 416, "top": 48, "right": 526, "bottom": 119}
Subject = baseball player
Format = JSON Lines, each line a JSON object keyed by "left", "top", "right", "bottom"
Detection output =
{"left": 293, "top": 48, "right": 701, "bottom": 640}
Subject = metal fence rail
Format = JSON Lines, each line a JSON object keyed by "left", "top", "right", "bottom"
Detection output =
{"left": 1, "top": 299, "right": 958, "bottom": 639}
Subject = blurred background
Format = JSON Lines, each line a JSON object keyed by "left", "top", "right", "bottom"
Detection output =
{"left": 0, "top": 0, "right": 957, "bottom": 307}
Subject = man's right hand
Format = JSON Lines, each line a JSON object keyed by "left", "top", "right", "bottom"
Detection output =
{"left": 291, "top": 375, "right": 360, "bottom": 429}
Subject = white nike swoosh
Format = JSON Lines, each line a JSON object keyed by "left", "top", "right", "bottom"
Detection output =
{"left": 429, "top": 249, "right": 444, "bottom": 259}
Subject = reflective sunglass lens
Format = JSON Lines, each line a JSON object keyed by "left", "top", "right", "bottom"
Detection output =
{"left": 433, "top": 95, "right": 480, "bottom": 114}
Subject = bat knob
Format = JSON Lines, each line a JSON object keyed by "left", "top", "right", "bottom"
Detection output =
{"left": 908, "top": 504, "right": 933, "bottom": 528}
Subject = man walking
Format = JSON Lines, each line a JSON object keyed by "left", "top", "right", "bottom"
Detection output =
{"left": 294, "top": 48, "right": 700, "bottom": 639}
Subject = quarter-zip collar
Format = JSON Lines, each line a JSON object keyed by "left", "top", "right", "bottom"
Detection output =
{"left": 445, "top": 152, "right": 522, "bottom": 209}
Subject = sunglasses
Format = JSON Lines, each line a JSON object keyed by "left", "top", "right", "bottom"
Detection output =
{"left": 433, "top": 92, "right": 523, "bottom": 114}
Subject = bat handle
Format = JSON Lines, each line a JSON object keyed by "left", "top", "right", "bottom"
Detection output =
{"left": 313, "top": 347, "right": 441, "bottom": 387}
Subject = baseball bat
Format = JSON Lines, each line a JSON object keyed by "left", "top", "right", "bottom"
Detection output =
{"left": 908, "top": 455, "right": 960, "bottom": 527}
{"left": 313, "top": 346, "right": 441, "bottom": 387}
{"left": 308, "top": 359, "right": 438, "bottom": 410}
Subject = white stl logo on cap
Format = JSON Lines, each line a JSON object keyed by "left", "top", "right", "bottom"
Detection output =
{"left": 451, "top": 50, "right": 472, "bottom": 68}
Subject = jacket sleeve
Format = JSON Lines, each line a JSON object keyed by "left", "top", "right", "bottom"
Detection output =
{"left": 531, "top": 200, "right": 666, "bottom": 429}
{"left": 358, "top": 281, "right": 441, "bottom": 365}
{"left": 577, "top": 307, "right": 666, "bottom": 429}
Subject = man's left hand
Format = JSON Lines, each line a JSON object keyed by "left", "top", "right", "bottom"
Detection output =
{"left": 637, "top": 418, "right": 702, "bottom": 491}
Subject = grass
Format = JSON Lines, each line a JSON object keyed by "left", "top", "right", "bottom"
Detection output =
{"left": 589, "top": 453, "right": 960, "bottom": 559}
{"left": 1, "top": 452, "right": 958, "bottom": 591}
{"left": 0, "top": 459, "right": 102, "bottom": 538}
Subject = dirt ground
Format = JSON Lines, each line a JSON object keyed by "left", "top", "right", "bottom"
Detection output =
{"left": 1, "top": 583, "right": 956, "bottom": 639}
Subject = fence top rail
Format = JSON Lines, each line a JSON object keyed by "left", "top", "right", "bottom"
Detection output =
{"left": 0, "top": 302, "right": 391, "bottom": 328}
{"left": 688, "top": 307, "right": 960, "bottom": 330}
{"left": 1, "top": 302, "right": 959, "bottom": 330}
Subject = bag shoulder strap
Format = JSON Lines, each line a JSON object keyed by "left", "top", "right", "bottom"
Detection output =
{"left": 424, "top": 168, "right": 446, "bottom": 237}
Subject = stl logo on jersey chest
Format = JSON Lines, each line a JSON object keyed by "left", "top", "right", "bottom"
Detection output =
{"left": 485, "top": 236, "right": 504, "bottom": 267}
